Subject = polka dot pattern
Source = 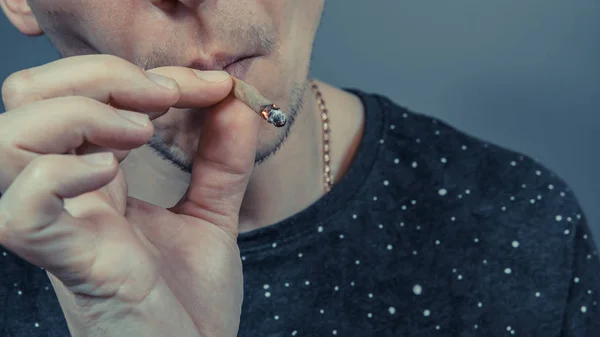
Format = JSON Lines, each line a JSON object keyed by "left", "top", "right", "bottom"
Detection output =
{"left": 1, "top": 91, "right": 599, "bottom": 336}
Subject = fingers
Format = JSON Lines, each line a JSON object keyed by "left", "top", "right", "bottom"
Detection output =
{"left": 169, "top": 95, "right": 261, "bottom": 238}
{"left": 0, "top": 97, "right": 152, "bottom": 192}
{"left": 0, "top": 152, "right": 117, "bottom": 274}
{"left": 2, "top": 54, "right": 233, "bottom": 119}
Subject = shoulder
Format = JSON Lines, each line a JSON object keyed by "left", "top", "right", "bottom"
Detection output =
{"left": 371, "top": 91, "right": 595, "bottom": 279}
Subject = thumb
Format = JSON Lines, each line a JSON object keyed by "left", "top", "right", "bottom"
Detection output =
{"left": 169, "top": 94, "right": 261, "bottom": 237}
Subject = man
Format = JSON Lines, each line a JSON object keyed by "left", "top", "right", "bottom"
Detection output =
{"left": 0, "top": 0, "right": 598, "bottom": 336}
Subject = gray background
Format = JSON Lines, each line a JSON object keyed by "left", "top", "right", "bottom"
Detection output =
{"left": 1, "top": 0, "right": 599, "bottom": 246}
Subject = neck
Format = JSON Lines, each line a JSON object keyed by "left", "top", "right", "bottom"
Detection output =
{"left": 120, "top": 79, "right": 365, "bottom": 233}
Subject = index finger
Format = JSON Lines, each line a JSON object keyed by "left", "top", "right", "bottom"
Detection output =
{"left": 1, "top": 54, "right": 233, "bottom": 118}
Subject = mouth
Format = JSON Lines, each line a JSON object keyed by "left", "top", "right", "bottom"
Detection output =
{"left": 187, "top": 55, "right": 257, "bottom": 81}
{"left": 223, "top": 56, "right": 257, "bottom": 81}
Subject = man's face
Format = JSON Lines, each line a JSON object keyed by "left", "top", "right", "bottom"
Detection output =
{"left": 21, "top": 0, "right": 324, "bottom": 172}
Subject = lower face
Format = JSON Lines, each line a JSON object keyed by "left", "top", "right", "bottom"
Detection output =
{"left": 29, "top": 0, "right": 325, "bottom": 172}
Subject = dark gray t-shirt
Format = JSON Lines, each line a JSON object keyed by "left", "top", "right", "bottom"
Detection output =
{"left": 1, "top": 90, "right": 599, "bottom": 336}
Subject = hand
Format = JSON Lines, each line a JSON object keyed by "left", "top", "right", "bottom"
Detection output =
{"left": 0, "top": 54, "right": 261, "bottom": 337}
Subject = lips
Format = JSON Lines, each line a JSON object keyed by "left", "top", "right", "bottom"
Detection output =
{"left": 187, "top": 54, "right": 257, "bottom": 81}
{"left": 223, "top": 56, "right": 256, "bottom": 81}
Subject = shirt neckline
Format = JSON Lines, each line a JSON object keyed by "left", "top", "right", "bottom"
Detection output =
{"left": 237, "top": 89, "right": 385, "bottom": 254}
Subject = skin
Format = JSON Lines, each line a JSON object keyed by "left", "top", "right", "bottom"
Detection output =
{"left": 2, "top": 0, "right": 365, "bottom": 232}
{"left": 0, "top": 1, "right": 364, "bottom": 336}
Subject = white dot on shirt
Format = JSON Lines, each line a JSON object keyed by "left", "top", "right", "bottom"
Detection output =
{"left": 588, "top": 289, "right": 593, "bottom": 295}
{"left": 452, "top": 268, "right": 457, "bottom": 273}
{"left": 383, "top": 180, "right": 389, "bottom": 186}
{"left": 510, "top": 196, "right": 515, "bottom": 201}
{"left": 352, "top": 214, "right": 357, "bottom": 219}
{"left": 435, "top": 240, "right": 440, "bottom": 245}
{"left": 478, "top": 302, "right": 483, "bottom": 308}
{"left": 272, "top": 242, "right": 277, "bottom": 248}
{"left": 411, "top": 200, "right": 417, "bottom": 205}
{"left": 574, "top": 277, "right": 580, "bottom": 283}
{"left": 390, "top": 124, "right": 396, "bottom": 130}
{"left": 560, "top": 191, "right": 566, "bottom": 197}
{"left": 465, "top": 189, "right": 471, "bottom": 195}
{"left": 368, "top": 293, "right": 373, "bottom": 298}
{"left": 564, "top": 229, "right": 570, "bottom": 235}
{"left": 548, "top": 184, "right": 555, "bottom": 190}
{"left": 317, "top": 226, "right": 323, "bottom": 233}
{"left": 521, "top": 184, "right": 527, "bottom": 188}
{"left": 320, "top": 309, "right": 325, "bottom": 314}
{"left": 502, "top": 206, "right": 507, "bottom": 211}
{"left": 388, "top": 307, "right": 396, "bottom": 315}
{"left": 332, "top": 330, "right": 338, "bottom": 335}
{"left": 584, "top": 234, "right": 588, "bottom": 240}
{"left": 413, "top": 250, "right": 418, "bottom": 255}
{"left": 462, "top": 145, "right": 468, "bottom": 150}
{"left": 292, "top": 330, "right": 298, "bottom": 336}
{"left": 504, "top": 268, "right": 512, "bottom": 274}
{"left": 285, "top": 283, "right": 290, "bottom": 287}
{"left": 264, "top": 284, "right": 270, "bottom": 289}
{"left": 451, "top": 216, "right": 456, "bottom": 221}
{"left": 413, "top": 284, "right": 423, "bottom": 295}
{"left": 350, "top": 281, "right": 355, "bottom": 286}
{"left": 537, "top": 194, "right": 542, "bottom": 200}
{"left": 439, "top": 188, "right": 448, "bottom": 196}
{"left": 339, "top": 234, "right": 345, "bottom": 239}
{"left": 379, "top": 139, "right": 385, "bottom": 144}
{"left": 536, "top": 170, "right": 542, "bottom": 176}
{"left": 535, "top": 292, "right": 541, "bottom": 297}
{"left": 298, "top": 253, "right": 303, "bottom": 258}
{"left": 305, "top": 280, "right": 310, "bottom": 285}
{"left": 474, "top": 238, "right": 479, "bottom": 243}
{"left": 1, "top": 251, "right": 6, "bottom": 256}
{"left": 581, "top": 306, "right": 587, "bottom": 313}
{"left": 483, "top": 259, "right": 488, "bottom": 264}
{"left": 416, "top": 225, "right": 421, "bottom": 230}
{"left": 512, "top": 241, "right": 520, "bottom": 248}
{"left": 379, "top": 224, "right": 384, "bottom": 229}
{"left": 355, "top": 260, "right": 360, "bottom": 265}
{"left": 34, "top": 322, "right": 39, "bottom": 328}
{"left": 412, "top": 161, "right": 418, "bottom": 168}
{"left": 423, "top": 309, "right": 431, "bottom": 317}
{"left": 265, "top": 292, "right": 271, "bottom": 298}
{"left": 367, "top": 313, "right": 373, "bottom": 318}
{"left": 274, "top": 315, "right": 279, "bottom": 320}
{"left": 387, "top": 244, "right": 393, "bottom": 250}
{"left": 435, "top": 130, "right": 440, "bottom": 135}
{"left": 530, "top": 199, "right": 536, "bottom": 204}
{"left": 457, "top": 274, "right": 463, "bottom": 280}
{"left": 334, "top": 286, "right": 339, "bottom": 291}
{"left": 556, "top": 215, "right": 563, "bottom": 221}
{"left": 242, "top": 256, "right": 246, "bottom": 261}
{"left": 373, "top": 196, "right": 378, "bottom": 201}
{"left": 441, "top": 158, "right": 447, "bottom": 164}
{"left": 507, "top": 326, "right": 512, "bottom": 331}
{"left": 17, "top": 290, "right": 22, "bottom": 295}
{"left": 436, "top": 325, "right": 441, "bottom": 330}
{"left": 510, "top": 161, "right": 517, "bottom": 167}
{"left": 401, "top": 205, "right": 407, "bottom": 211}
{"left": 394, "top": 158, "right": 400, "bottom": 164}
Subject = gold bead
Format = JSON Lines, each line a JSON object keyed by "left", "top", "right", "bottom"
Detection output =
{"left": 324, "top": 144, "right": 330, "bottom": 152}
{"left": 323, "top": 122, "right": 329, "bottom": 131}
{"left": 321, "top": 113, "right": 328, "bottom": 121}
{"left": 323, "top": 133, "right": 330, "bottom": 142}
{"left": 325, "top": 165, "right": 331, "bottom": 173}
{"left": 324, "top": 154, "right": 330, "bottom": 163}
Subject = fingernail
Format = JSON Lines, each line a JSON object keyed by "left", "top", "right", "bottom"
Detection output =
{"left": 146, "top": 72, "right": 178, "bottom": 90}
{"left": 195, "top": 70, "right": 230, "bottom": 82}
{"left": 116, "top": 109, "right": 150, "bottom": 127}
{"left": 81, "top": 152, "right": 114, "bottom": 166}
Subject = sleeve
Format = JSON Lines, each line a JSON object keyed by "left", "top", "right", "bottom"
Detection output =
{"left": 561, "top": 214, "right": 600, "bottom": 336}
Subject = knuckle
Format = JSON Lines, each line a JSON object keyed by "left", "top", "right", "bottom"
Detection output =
{"left": 1, "top": 69, "right": 32, "bottom": 108}
{"left": 25, "top": 155, "right": 62, "bottom": 184}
